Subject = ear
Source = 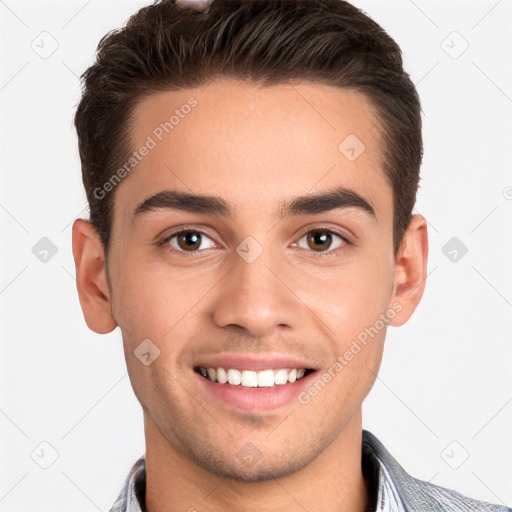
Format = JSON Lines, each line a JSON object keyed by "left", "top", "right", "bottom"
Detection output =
{"left": 71, "top": 218, "right": 118, "bottom": 334}
{"left": 389, "top": 214, "right": 428, "bottom": 327}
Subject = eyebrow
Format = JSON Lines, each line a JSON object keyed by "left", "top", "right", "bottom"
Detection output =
{"left": 132, "top": 186, "right": 376, "bottom": 222}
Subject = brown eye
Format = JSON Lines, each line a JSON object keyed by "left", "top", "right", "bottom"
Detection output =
{"left": 176, "top": 231, "right": 202, "bottom": 251}
{"left": 306, "top": 230, "right": 333, "bottom": 252}
{"left": 165, "top": 230, "right": 216, "bottom": 253}
{"left": 296, "top": 229, "right": 346, "bottom": 254}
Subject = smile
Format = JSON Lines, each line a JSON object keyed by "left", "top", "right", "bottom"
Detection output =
{"left": 196, "top": 366, "right": 314, "bottom": 387}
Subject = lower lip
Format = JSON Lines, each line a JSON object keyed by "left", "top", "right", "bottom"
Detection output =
{"left": 194, "top": 371, "right": 315, "bottom": 412}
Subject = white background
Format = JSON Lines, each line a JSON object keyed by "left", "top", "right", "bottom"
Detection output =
{"left": 1, "top": 0, "right": 511, "bottom": 510}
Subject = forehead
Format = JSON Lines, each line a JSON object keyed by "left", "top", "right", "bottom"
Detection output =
{"left": 114, "top": 78, "right": 390, "bottom": 225}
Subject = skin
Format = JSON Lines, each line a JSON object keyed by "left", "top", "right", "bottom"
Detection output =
{"left": 72, "top": 78, "right": 428, "bottom": 512}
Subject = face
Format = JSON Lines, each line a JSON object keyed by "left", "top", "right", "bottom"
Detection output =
{"left": 80, "top": 78, "right": 424, "bottom": 481}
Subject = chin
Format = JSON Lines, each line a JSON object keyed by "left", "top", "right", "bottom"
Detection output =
{"left": 204, "top": 458, "right": 308, "bottom": 482}
{"left": 186, "top": 444, "right": 316, "bottom": 482}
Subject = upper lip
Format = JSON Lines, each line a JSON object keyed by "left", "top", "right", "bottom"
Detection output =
{"left": 194, "top": 353, "right": 317, "bottom": 371}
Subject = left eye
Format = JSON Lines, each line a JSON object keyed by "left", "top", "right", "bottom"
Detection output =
{"left": 294, "top": 229, "right": 347, "bottom": 254}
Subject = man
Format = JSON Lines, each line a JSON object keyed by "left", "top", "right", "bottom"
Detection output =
{"left": 71, "top": 0, "right": 511, "bottom": 510}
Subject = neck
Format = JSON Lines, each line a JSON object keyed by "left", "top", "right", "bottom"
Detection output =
{"left": 144, "top": 409, "right": 373, "bottom": 512}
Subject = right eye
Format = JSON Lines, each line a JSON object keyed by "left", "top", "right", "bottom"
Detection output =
{"left": 158, "top": 229, "right": 217, "bottom": 256}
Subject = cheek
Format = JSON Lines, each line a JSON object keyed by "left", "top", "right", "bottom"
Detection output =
{"left": 109, "top": 251, "right": 174, "bottom": 332}
{"left": 124, "top": 353, "right": 178, "bottom": 419}
{"left": 110, "top": 252, "right": 217, "bottom": 360}
{"left": 299, "top": 258, "right": 394, "bottom": 339}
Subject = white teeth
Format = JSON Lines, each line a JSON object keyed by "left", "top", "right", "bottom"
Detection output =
{"left": 257, "top": 369, "right": 275, "bottom": 387}
{"left": 274, "top": 369, "right": 288, "bottom": 385}
{"left": 241, "top": 370, "right": 258, "bottom": 387}
{"left": 199, "top": 366, "right": 309, "bottom": 387}
{"left": 207, "top": 367, "right": 216, "bottom": 381}
{"left": 216, "top": 367, "right": 228, "bottom": 384}
{"left": 227, "top": 368, "right": 241, "bottom": 385}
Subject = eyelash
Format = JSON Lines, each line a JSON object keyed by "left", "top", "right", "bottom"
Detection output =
{"left": 156, "top": 226, "right": 351, "bottom": 259}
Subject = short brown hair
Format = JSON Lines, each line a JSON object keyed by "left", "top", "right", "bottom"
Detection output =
{"left": 74, "top": 0, "right": 422, "bottom": 256}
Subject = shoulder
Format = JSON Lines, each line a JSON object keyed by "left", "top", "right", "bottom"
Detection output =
{"left": 109, "top": 455, "right": 146, "bottom": 512}
{"left": 362, "top": 430, "right": 511, "bottom": 512}
{"left": 399, "top": 472, "right": 511, "bottom": 512}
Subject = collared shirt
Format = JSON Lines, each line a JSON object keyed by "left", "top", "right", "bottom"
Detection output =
{"left": 110, "top": 429, "right": 511, "bottom": 512}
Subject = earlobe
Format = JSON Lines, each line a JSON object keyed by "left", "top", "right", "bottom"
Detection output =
{"left": 389, "top": 214, "right": 429, "bottom": 327}
{"left": 71, "top": 218, "right": 118, "bottom": 334}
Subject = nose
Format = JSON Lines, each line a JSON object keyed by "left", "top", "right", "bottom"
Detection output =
{"left": 211, "top": 244, "right": 302, "bottom": 338}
